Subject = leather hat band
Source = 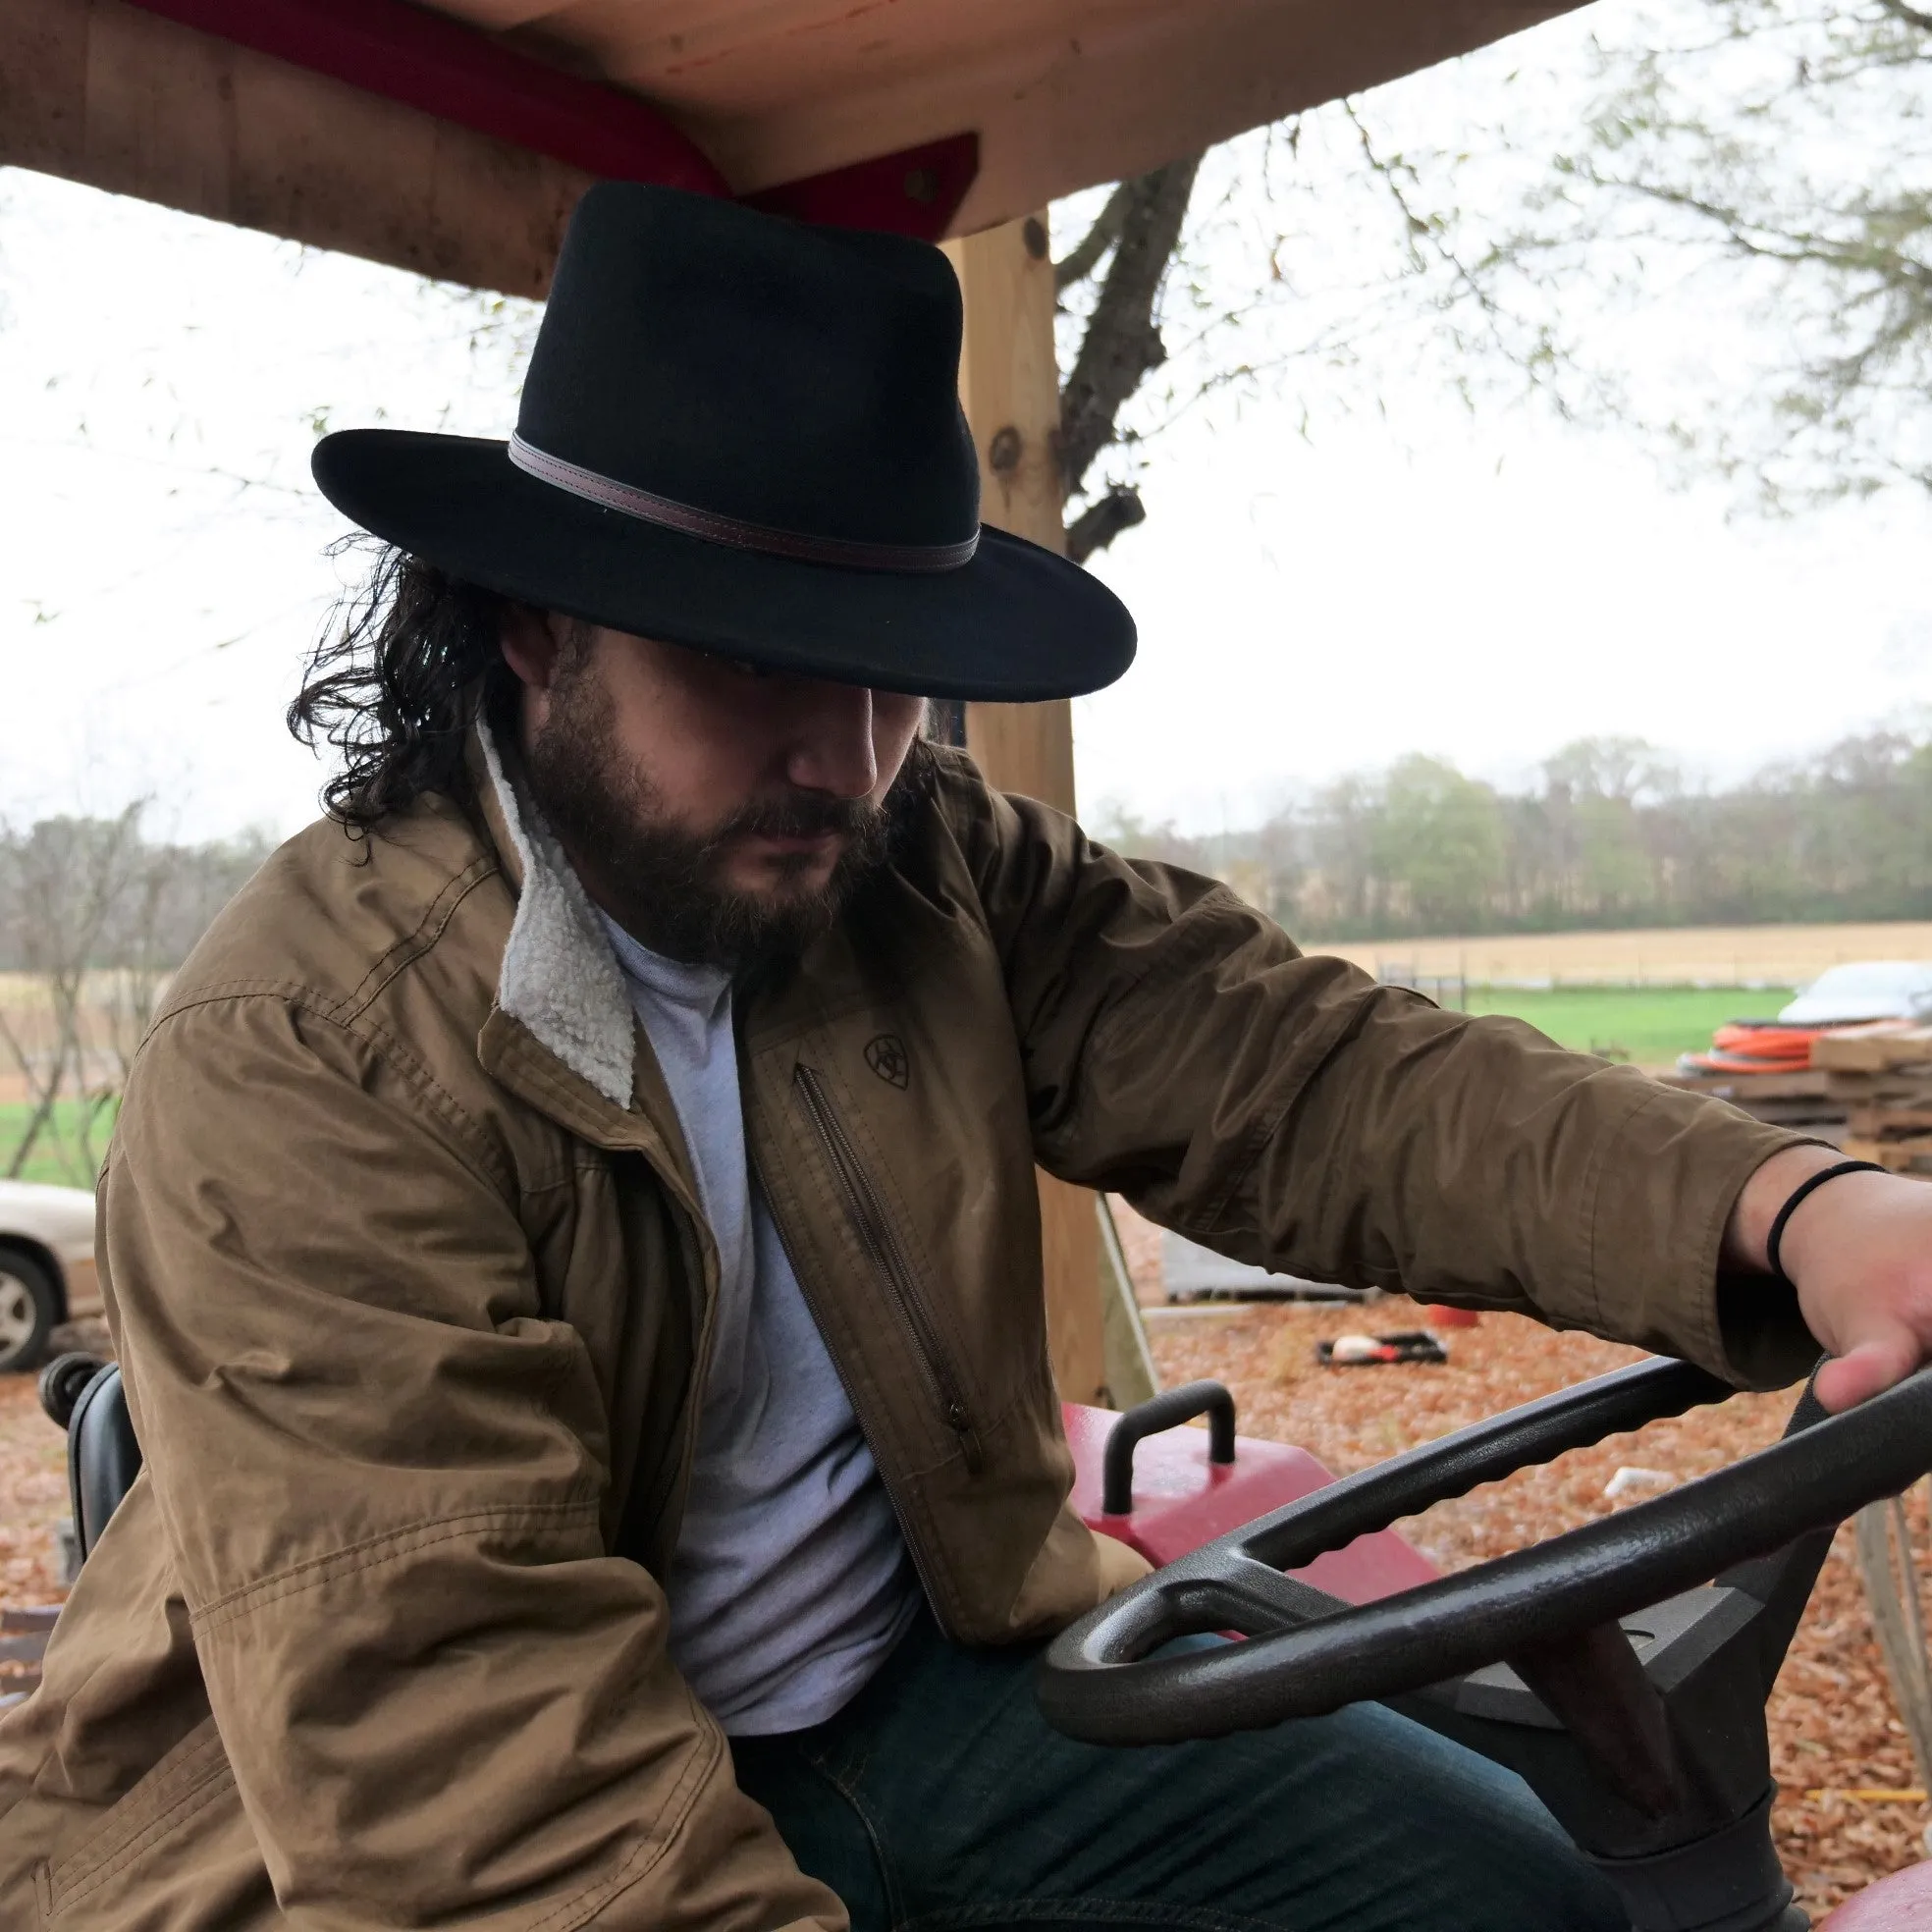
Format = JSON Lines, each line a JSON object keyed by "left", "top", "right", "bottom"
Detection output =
{"left": 509, "top": 433, "right": 980, "bottom": 573}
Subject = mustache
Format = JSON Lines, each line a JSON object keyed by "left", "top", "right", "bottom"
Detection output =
{"left": 710, "top": 791, "right": 885, "bottom": 844}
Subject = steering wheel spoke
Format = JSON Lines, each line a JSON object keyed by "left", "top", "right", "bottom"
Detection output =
{"left": 1205, "top": 1555, "right": 1346, "bottom": 1637}
{"left": 1089, "top": 1556, "right": 1344, "bottom": 1660}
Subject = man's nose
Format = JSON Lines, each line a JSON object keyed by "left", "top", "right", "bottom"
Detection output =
{"left": 784, "top": 682, "right": 878, "bottom": 799}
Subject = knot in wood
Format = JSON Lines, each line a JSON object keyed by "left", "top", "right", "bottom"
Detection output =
{"left": 988, "top": 425, "right": 1024, "bottom": 474}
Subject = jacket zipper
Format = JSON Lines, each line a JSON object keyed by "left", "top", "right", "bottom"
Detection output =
{"left": 791, "top": 1063, "right": 985, "bottom": 1475}
{"left": 755, "top": 1170, "right": 960, "bottom": 1637}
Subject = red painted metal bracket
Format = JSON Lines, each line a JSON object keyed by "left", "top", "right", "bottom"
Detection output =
{"left": 747, "top": 132, "right": 980, "bottom": 242}
{"left": 123, "top": 0, "right": 979, "bottom": 240}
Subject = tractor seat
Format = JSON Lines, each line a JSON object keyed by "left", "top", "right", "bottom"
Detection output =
{"left": 38, "top": 1353, "right": 143, "bottom": 1564}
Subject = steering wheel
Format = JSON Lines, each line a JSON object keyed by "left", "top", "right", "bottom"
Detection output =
{"left": 1039, "top": 1355, "right": 1932, "bottom": 1748}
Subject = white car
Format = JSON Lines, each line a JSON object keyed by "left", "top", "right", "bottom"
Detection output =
{"left": 1778, "top": 961, "right": 1932, "bottom": 1028}
{"left": 0, "top": 1179, "right": 101, "bottom": 1374}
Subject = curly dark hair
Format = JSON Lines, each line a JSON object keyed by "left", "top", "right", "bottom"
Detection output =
{"left": 289, "top": 543, "right": 518, "bottom": 833}
{"left": 291, "top": 539, "right": 953, "bottom": 841}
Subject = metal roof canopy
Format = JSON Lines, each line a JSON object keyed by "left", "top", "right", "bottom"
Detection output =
{"left": 4, "top": 0, "right": 1578, "bottom": 296}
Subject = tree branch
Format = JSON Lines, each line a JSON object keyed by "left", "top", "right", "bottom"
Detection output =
{"left": 1065, "top": 486, "right": 1147, "bottom": 564}
{"left": 1344, "top": 103, "right": 1517, "bottom": 347}
{"left": 1874, "top": 0, "right": 1932, "bottom": 35}
{"left": 1054, "top": 183, "right": 1134, "bottom": 293}
{"left": 1057, "top": 154, "right": 1205, "bottom": 501}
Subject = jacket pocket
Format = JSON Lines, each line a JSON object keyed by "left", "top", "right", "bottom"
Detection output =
{"left": 792, "top": 1062, "right": 985, "bottom": 1473}
{"left": 37, "top": 1717, "right": 239, "bottom": 1921}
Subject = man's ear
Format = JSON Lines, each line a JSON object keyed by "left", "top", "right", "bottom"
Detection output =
{"left": 499, "top": 605, "right": 572, "bottom": 691}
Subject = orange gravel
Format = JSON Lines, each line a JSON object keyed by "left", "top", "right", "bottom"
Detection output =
{"left": 0, "top": 1376, "right": 67, "bottom": 1614}
{"left": 0, "top": 1373, "right": 71, "bottom": 1704}
{"left": 1144, "top": 1295, "right": 1928, "bottom": 1917}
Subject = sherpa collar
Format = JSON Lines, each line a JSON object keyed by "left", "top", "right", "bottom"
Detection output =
{"left": 474, "top": 719, "right": 636, "bottom": 1110}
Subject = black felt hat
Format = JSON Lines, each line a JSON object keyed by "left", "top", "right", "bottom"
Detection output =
{"left": 312, "top": 184, "right": 1135, "bottom": 702}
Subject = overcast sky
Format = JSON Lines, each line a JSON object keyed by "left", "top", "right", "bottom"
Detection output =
{"left": 2, "top": 2, "right": 1928, "bottom": 844}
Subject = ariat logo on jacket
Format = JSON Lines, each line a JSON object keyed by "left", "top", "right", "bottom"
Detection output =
{"left": 865, "top": 1034, "right": 910, "bottom": 1089}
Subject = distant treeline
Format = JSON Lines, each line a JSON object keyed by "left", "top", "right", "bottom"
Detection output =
{"left": 6, "top": 724, "right": 1929, "bottom": 977}
{"left": 1094, "top": 729, "right": 1932, "bottom": 941}
{"left": 0, "top": 810, "right": 274, "bottom": 976}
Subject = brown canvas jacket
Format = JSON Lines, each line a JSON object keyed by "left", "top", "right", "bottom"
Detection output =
{"left": 0, "top": 732, "right": 1817, "bottom": 1930}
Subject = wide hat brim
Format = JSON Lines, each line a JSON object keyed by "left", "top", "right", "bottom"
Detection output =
{"left": 312, "top": 430, "right": 1136, "bottom": 703}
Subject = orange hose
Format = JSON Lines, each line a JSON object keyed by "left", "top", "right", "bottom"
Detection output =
{"left": 1684, "top": 1048, "right": 1810, "bottom": 1075}
{"left": 1711, "top": 1023, "right": 1817, "bottom": 1061}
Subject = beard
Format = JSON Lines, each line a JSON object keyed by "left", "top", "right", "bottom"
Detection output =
{"left": 518, "top": 662, "right": 909, "bottom": 974}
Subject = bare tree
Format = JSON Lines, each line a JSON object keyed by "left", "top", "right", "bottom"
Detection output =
{"left": 0, "top": 811, "right": 269, "bottom": 1183}
{"left": 1053, "top": 158, "right": 1205, "bottom": 563}
{"left": 1461, "top": 0, "right": 1932, "bottom": 510}
{"left": 0, "top": 808, "right": 147, "bottom": 1181}
{"left": 1046, "top": 86, "right": 1526, "bottom": 564}
{"left": 1057, "top": 0, "right": 1932, "bottom": 535}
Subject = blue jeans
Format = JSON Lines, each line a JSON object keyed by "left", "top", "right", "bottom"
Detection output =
{"left": 731, "top": 1612, "right": 1625, "bottom": 1932}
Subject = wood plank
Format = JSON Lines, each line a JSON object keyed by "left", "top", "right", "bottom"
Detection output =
{"left": 1655, "top": 1067, "right": 1845, "bottom": 1129}
{"left": 943, "top": 213, "right": 1073, "bottom": 813}
{"left": 460, "top": 0, "right": 1585, "bottom": 234}
{"left": 8, "top": 0, "right": 1586, "bottom": 278}
{"left": 1825, "top": 1072, "right": 1932, "bottom": 1100}
{"left": 1848, "top": 1105, "right": 1932, "bottom": 1138}
{"left": 2, "top": 0, "right": 588, "bottom": 297}
{"left": 1813, "top": 1029, "right": 1932, "bottom": 1074}
{"left": 942, "top": 213, "right": 1105, "bottom": 1405}
{"left": 1097, "top": 1196, "right": 1160, "bottom": 1406}
{"left": 1660, "top": 1069, "right": 1833, "bottom": 1101}
{"left": 1844, "top": 1136, "right": 1932, "bottom": 1176}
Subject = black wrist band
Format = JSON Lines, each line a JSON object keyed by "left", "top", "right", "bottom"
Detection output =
{"left": 1765, "top": 1158, "right": 1889, "bottom": 1290}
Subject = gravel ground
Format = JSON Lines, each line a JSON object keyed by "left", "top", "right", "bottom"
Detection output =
{"left": 0, "top": 1371, "right": 73, "bottom": 1702}
{"left": 5, "top": 1282, "right": 1925, "bottom": 1915}
{"left": 1145, "top": 1295, "right": 1929, "bottom": 1919}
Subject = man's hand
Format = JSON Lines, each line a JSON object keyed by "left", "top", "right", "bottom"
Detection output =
{"left": 1726, "top": 1145, "right": 1932, "bottom": 1411}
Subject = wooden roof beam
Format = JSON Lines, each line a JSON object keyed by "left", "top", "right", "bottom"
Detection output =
{"left": 0, "top": 0, "right": 981, "bottom": 296}
{"left": 4, "top": 0, "right": 592, "bottom": 295}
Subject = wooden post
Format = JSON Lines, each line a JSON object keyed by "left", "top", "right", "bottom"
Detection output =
{"left": 942, "top": 214, "right": 1106, "bottom": 1405}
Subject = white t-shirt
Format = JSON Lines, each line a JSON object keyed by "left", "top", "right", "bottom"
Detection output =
{"left": 601, "top": 915, "right": 920, "bottom": 1735}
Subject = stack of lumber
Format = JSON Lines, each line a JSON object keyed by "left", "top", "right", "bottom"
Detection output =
{"left": 1814, "top": 1027, "right": 1932, "bottom": 1175}
{"left": 1655, "top": 1065, "right": 1845, "bottom": 1129}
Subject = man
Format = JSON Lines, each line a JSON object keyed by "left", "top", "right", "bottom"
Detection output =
{"left": 3, "top": 184, "right": 1928, "bottom": 1932}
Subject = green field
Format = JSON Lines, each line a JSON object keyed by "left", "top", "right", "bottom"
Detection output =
{"left": 0, "top": 989, "right": 1797, "bottom": 1182}
{"left": 1459, "top": 985, "right": 1796, "bottom": 1066}
{"left": 0, "top": 1099, "right": 116, "bottom": 1190}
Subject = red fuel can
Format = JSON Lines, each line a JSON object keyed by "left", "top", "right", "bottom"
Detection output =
{"left": 1062, "top": 1380, "right": 1440, "bottom": 1604}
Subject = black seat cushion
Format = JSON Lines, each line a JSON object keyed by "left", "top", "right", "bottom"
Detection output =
{"left": 67, "top": 1364, "right": 142, "bottom": 1562}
